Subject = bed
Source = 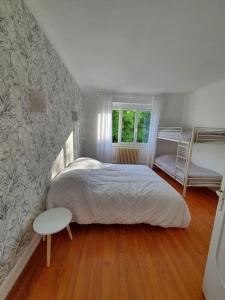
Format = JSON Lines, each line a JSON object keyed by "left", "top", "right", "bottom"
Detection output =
{"left": 157, "top": 127, "right": 192, "bottom": 142}
{"left": 46, "top": 157, "right": 191, "bottom": 228}
{"left": 155, "top": 154, "right": 222, "bottom": 185}
{"left": 157, "top": 127, "right": 225, "bottom": 143}
{"left": 156, "top": 127, "right": 225, "bottom": 196}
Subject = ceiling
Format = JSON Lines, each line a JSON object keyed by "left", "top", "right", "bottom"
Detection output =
{"left": 25, "top": 0, "right": 225, "bottom": 94}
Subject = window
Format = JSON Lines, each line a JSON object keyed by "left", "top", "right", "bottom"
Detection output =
{"left": 112, "top": 110, "right": 119, "bottom": 143}
{"left": 112, "top": 104, "right": 151, "bottom": 144}
{"left": 137, "top": 111, "right": 151, "bottom": 143}
{"left": 122, "top": 110, "right": 135, "bottom": 142}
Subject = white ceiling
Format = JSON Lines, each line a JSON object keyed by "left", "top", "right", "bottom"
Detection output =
{"left": 26, "top": 0, "right": 225, "bottom": 94}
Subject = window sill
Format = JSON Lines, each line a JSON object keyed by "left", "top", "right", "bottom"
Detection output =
{"left": 112, "top": 143, "right": 148, "bottom": 149}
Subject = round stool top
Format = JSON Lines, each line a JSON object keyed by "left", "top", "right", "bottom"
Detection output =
{"left": 33, "top": 207, "right": 72, "bottom": 235}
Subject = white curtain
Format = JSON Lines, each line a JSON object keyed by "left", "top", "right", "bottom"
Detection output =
{"left": 147, "top": 96, "right": 162, "bottom": 168}
{"left": 97, "top": 94, "right": 113, "bottom": 162}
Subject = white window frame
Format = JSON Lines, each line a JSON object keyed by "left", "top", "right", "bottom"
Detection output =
{"left": 112, "top": 102, "right": 152, "bottom": 145}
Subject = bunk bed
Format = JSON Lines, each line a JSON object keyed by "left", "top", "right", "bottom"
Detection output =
{"left": 154, "top": 127, "right": 225, "bottom": 197}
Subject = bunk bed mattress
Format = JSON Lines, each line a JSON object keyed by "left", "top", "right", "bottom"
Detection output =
{"left": 46, "top": 157, "right": 191, "bottom": 228}
{"left": 157, "top": 129, "right": 192, "bottom": 141}
{"left": 155, "top": 154, "right": 222, "bottom": 180}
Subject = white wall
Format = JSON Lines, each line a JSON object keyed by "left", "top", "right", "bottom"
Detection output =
{"left": 182, "top": 79, "right": 225, "bottom": 175}
{"left": 160, "top": 93, "right": 187, "bottom": 126}
{"left": 82, "top": 90, "right": 99, "bottom": 159}
{"left": 83, "top": 89, "right": 154, "bottom": 162}
{"left": 83, "top": 91, "right": 188, "bottom": 162}
{"left": 156, "top": 93, "right": 187, "bottom": 156}
{"left": 182, "top": 79, "right": 225, "bottom": 127}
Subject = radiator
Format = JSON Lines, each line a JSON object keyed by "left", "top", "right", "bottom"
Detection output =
{"left": 116, "top": 148, "right": 139, "bottom": 164}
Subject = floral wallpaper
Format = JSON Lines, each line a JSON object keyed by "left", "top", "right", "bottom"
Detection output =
{"left": 0, "top": 0, "right": 83, "bottom": 286}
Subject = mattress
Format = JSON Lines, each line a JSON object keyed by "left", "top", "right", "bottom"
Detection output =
{"left": 46, "top": 157, "right": 191, "bottom": 228}
{"left": 155, "top": 154, "right": 222, "bottom": 180}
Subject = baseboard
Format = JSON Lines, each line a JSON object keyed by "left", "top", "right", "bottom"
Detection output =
{"left": 0, "top": 234, "right": 41, "bottom": 300}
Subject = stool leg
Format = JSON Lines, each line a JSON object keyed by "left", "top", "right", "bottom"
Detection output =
{"left": 43, "top": 235, "right": 46, "bottom": 242}
{"left": 66, "top": 225, "right": 73, "bottom": 240}
{"left": 47, "top": 235, "right": 51, "bottom": 267}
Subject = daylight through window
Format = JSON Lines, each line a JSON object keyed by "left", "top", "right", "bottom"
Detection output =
{"left": 112, "top": 105, "right": 151, "bottom": 144}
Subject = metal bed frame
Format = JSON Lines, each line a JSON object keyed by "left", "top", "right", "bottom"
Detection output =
{"left": 154, "top": 127, "right": 225, "bottom": 197}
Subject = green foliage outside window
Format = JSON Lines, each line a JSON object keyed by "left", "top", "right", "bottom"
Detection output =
{"left": 112, "top": 110, "right": 119, "bottom": 143}
{"left": 112, "top": 108, "right": 151, "bottom": 143}
{"left": 137, "top": 111, "right": 151, "bottom": 143}
{"left": 122, "top": 110, "right": 135, "bottom": 142}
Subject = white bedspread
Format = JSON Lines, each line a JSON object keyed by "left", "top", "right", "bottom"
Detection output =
{"left": 46, "top": 158, "right": 191, "bottom": 228}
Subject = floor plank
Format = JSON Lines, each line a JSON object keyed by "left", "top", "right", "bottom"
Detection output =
{"left": 7, "top": 170, "right": 217, "bottom": 300}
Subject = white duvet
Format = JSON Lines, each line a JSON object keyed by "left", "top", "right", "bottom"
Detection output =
{"left": 46, "top": 158, "right": 191, "bottom": 228}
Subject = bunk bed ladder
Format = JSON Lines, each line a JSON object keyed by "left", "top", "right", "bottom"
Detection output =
{"left": 175, "top": 142, "right": 189, "bottom": 179}
{"left": 182, "top": 129, "right": 195, "bottom": 197}
{"left": 174, "top": 129, "right": 195, "bottom": 197}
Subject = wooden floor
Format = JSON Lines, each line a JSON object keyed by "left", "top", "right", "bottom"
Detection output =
{"left": 7, "top": 170, "right": 218, "bottom": 300}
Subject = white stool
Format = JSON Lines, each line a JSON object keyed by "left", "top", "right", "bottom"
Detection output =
{"left": 33, "top": 207, "right": 73, "bottom": 267}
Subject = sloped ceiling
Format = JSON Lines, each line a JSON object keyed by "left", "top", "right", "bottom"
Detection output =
{"left": 25, "top": 0, "right": 225, "bottom": 94}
